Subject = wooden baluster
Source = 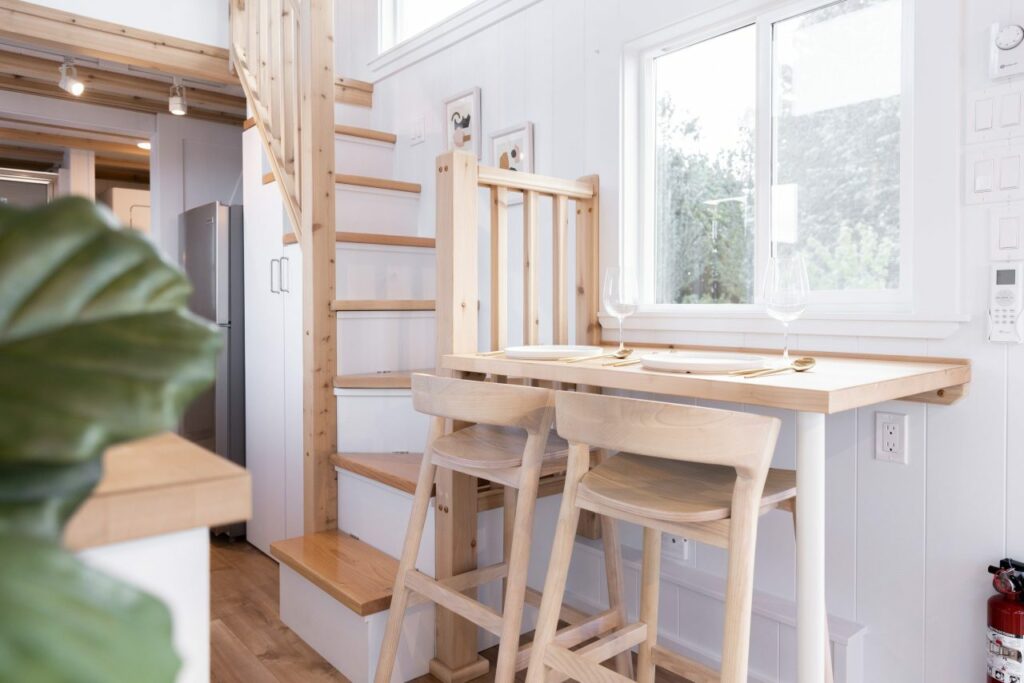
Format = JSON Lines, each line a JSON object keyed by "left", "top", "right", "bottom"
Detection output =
{"left": 490, "top": 186, "right": 509, "bottom": 352}
{"left": 281, "top": 6, "right": 297, "bottom": 178}
{"left": 523, "top": 190, "right": 540, "bottom": 345}
{"left": 575, "top": 176, "right": 600, "bottom": 345}
{"left": 269, "top": 0, "right": 284, "bottom": 150}
{"left": 552, "top": 194, "right": 569, "bottom": 345}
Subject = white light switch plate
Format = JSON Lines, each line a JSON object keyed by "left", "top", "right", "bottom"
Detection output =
{"left": 409, "top": 116, "right": 425, "bottom": 146}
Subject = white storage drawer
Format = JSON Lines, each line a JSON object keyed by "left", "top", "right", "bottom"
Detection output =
{"left": 335, "top": 312, "right": 435, "bottom": 376}
{"left": 335, "top": 388, "right": 429, "bottom": 453}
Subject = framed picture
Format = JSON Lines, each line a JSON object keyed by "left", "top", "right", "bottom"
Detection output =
{"left": 443, "top": 87, "right": 481, "bottom": 158}
{"left": 490, "top": 122, "right": 534, "bottom": 173}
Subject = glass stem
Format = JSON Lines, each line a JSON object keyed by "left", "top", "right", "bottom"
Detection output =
{"left": 782, "top": 322, "right": 790, "bottom": 364}
{"left": 618, "top": 317, "right": 625, "bottom": 352}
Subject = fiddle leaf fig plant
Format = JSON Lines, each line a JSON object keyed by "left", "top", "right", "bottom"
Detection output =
{"left": 0, "top": 198, "right": 222, "bottom": 682}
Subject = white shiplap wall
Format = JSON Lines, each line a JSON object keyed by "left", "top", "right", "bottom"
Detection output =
{"left": 336, "top": 0, "right": 1019, "bottom": 679}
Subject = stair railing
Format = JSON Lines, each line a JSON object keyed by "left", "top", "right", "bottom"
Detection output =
{"left": 230, "top": 0, "right": 338, "bottom": 534}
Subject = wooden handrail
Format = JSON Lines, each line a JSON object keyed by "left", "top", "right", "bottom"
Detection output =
{"left": 230, "top": 0, "right": 338, "bottom": 534}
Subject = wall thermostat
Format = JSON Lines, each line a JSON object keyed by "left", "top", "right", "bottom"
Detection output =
{"left": 988, "top": 262, "right": 1024, "bottom": 343}
{"left": 992, "top": 23, "right": 1024, "bottom": 79}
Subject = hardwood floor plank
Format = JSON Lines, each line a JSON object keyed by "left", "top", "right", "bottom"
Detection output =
{"left": 210, "top": 619, "right": 280, "bottom": 683}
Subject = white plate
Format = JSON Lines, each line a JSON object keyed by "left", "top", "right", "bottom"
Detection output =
{"left": 504, "top": 345, "right": 604, "bottom": 360}
{"left": 640, "top": 351, "right": 766, "bottom": 374}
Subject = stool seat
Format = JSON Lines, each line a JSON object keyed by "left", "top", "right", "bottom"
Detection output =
{"left": 577, "top": 453, "right": 797, "bottom": 524}
{"left": 431, "top": 424, "right": 569, "bottom": 470}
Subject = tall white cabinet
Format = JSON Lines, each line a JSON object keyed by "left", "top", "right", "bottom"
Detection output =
{"left": 242, "top": 128, "right": 304, "bottom": 555}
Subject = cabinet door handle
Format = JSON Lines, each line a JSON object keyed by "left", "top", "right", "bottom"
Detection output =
{"left": 280, "top": 257, "right": 290, "bottom": 293}
{"left": 270, "top": 259, "right": 280, "bottom": 294}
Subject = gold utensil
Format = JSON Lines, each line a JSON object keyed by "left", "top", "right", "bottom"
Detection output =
{"left": 738, "top": 357, "right": 816, "bottom": 379}
{"left": 605, "top": 357, "right": 642, "bottom": 367}
{"left": 563, "top": 348, "right": 633, "bottom": 364}
{"left": 477, "top": 349, "right": 506, "bottom": 356}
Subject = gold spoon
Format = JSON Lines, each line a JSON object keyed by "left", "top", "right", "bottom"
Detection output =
{"left": 564, "top": 348, "right": 633, "bottom": 363}
{"left": 738, "top": 357, "right": 816, "bottom": 379}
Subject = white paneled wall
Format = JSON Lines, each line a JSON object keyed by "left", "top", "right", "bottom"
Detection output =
{"left": 333, "top": 0, "right": 1023, "bottom": 679}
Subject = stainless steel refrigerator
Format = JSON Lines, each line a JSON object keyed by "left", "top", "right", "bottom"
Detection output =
{"left": 180, "top": 204, "right": 246, "bottom": 533}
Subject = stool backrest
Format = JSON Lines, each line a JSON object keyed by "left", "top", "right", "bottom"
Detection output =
{"left": 412, "top": 373, "right": 555, "bottom": 434}
{"left": 554, "top": 391, "right": 780, "bottom": 480}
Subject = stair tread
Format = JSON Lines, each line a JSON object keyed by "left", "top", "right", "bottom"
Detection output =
{"left": 271, "top": 530, "right": 396, "bottom": 616}
{"left": 282, "top": 231, "right": 435, "bottom": 248}
{"left": 335, "top": 77, "right": 372, "bottom": 107}
{"left": 335, "top": 173, "right": 421, "bottom": 194}
{"left": 334, "top": 369, "right": 431, "bottom": 390}
{"left": 332, "top": 299, "right": 435, "bottom": 312}
{"left": 332, "top": 452, "right": 424, "bottom": 495}
{"left": 335, "top": 124, "right": 396, "bottom": 144}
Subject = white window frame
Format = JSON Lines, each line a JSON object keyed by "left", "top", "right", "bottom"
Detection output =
{"left": 619, "top": 0, "right": 961, "bottom": 338}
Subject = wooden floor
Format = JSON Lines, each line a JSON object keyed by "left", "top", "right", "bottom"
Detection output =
{"left": 210, "top": 539, "right": 690, "bottom": 683}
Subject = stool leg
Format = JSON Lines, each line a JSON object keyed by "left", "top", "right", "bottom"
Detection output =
{"left": 524, "top": 444, "right": 589, "bottom": 683}
{"left": 374, "top": 426, "right": 440, "bottom": 683}
{"left": 790, "top": 499, "right": 835, "bottom": 683}
{"left": 637, "top": 527, "right": 662, "bottom": 683}
{"left": 720, "top": 486, "right": 761, "bottom": 683}
{"left": 502, "top": 485, "right": 517, "bottom": 606}
{"left": 601, "top": 514, "right": 634, "bottom": 678}
{"left": 494, "top": 462, "right": 542, "bottom": 681}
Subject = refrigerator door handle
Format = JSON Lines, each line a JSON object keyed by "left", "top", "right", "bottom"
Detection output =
{"left": 280, "top": 257, "right": 290, "bottom": 293}
{"left": 270, "top": 258, "right": 281, "bottom": 294}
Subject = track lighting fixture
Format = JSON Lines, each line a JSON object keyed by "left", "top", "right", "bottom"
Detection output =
{"left": 169, "top": 77, "right": 187, "bottom": 116}
{"left": 58, "top": 58, "right": 84, "bottom": 97}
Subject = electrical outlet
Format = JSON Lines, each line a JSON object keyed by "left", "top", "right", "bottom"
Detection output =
{"left": 662, "top": 533, "right": 689, "bottom": 563}
{"left": 875, "top": 411, "right": 908, "bottom": 464}
{"left": 409, "top": 116, "right": 425, "bottom": 146}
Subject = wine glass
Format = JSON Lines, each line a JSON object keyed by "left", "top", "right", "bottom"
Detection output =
{"left": 762, "top": 254, "right": 808, "bottom": 363}
{"left": 603, "top": 267, "right": 638, "bottom": 353}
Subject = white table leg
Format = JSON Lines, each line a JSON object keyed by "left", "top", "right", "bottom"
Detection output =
{"left": 796, "top": 411, "right": 826, "bottom": 683}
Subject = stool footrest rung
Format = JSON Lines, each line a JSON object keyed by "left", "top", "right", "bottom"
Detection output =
{"left": 513, "top": 607, "right": 621, "bottom": 671}
{"left": 651, "top": 644, "right": 721, "bottom": 683}
{"left": 545, "top": 623, "right": 647, "bottom": 683}
{"left": 544, "top": 643, "right": 634, "bottom": 683}
{"left": 404, "top": 570, "right": 504, "bottom": 635}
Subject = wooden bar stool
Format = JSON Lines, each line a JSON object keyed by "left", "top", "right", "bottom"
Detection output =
{"left": 375, "top": 374, "right": 632, "bottom": 683}
{"left": 527, "top": 391, "right": 830, "bottom": 683}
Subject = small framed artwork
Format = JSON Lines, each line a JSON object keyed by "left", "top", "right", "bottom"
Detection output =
{"left": 490, "top": 122, "right": 534, "bottom": 173}
{"left": 443, "top": 87, "right": 481, "bottom": 158}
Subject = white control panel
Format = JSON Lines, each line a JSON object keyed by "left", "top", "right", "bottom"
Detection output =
{"left": 992, "top": 23, "right": 1024, "bottom": 79}
{"left": 989, "top": 262, "right": 1024, "bottom": 343}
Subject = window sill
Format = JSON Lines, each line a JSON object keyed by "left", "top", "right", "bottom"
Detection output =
{"left": 601, "top": 309, "right": 969, "bottom": 340}
{"left": 369, "top": 0, "right": 544, "bottom": 79}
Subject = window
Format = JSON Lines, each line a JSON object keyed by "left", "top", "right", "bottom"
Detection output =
{"left": 380, "top": 0, "right": 478, "bottom": 51}
{"left": 640, "top": 0, "right": 905, "bottom": 308}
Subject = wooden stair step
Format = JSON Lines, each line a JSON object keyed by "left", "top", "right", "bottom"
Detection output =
{"left": 270, "top": 530, "right": 396, "bottom": 616}
{"left": 332, "top": 299, "right": 435, "bottom": 312}
{"left": 335, "top": 76, "right": 373, "bottom": 108}
{"left": 332, "top": 452, "right": 424, "bottom": 495}
{"left": 334, "top": 370, "right": 431, "bottom": 390}
{"left": 335, "top": 173, "right": 421, "bottom": 194}
{"left": 282, "top": 231, "right": 436, "bottom": 248}
{"left": 335, "top": 124, "right": 396, "bottom": 144}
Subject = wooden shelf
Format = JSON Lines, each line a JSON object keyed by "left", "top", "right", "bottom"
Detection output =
{"left": 335, "top": 124, "right": 396, "bottom": 144}
{"left": 335, "top": 173, "right": 421, "bottom": 194}
{"left": 331, "top": 299, "right": 435, "bottom": 312}
{"left": 336, "top": 77, "right": 373, "bottom": 107}
{"left": 334, "top": 370, "right": 431, "bottom": 390}
{"left": 271, "top": 530, "right": 396, "bottom": 616}
{"left": 282, "top": 231, "right": 436, "bottom": 248}
{"left": 332, "top": 452, "right": 424, "bottom": 495}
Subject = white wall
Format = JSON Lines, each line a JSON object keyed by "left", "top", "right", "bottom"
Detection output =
{"left": 337, "top": 0, "right": 1016, "bottom": 679}
{"left": 22, "top": 0, "right": 229, "bottom": 47}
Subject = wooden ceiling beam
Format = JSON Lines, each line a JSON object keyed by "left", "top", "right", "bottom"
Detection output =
{"left": 0, "top": 126, "right": 149, "bottom": 158}
{"left": 0, "top": 51, "right": 245, "bottom": 115}
{"left": 0, "top": 142, "right": 62, "bottom": 165}
{"left": 0, "top": 0, "right": 236, "bottom": 86}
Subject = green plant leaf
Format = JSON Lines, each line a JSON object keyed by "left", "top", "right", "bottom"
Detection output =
{"left": 0, "top": 534, "right": 180, "bottom": 683}
{"left": 0, "top": 198, "right": 221, "bottom": 469}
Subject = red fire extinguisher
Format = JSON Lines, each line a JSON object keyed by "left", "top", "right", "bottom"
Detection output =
{"left": 989, "top": 559, "right": 1024, "bottom": 682}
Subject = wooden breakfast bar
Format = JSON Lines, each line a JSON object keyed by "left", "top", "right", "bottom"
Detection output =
{"left": 436, "top": 346, "right": 971, "bottom": 682}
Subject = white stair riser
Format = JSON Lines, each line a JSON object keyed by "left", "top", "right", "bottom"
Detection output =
{"left": 335, "top": 101, "right": 371, "bottom": 127}
{"left": 280, "top": 565, "right": 434, "bottom": 683}
{"left": 335, "top": 313, "right": 435, "bottom": 376}
{"left": 335, "top": 388, "right": 430, "bottom": 452}
{"left": 335, "top": 244, "right": 435, "bottom": 300}
{"left": 335, "top": 135, "right": 394, "bottom": 177}
{"left": 335, "top": 184, "right": 420, "bottom": 236}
